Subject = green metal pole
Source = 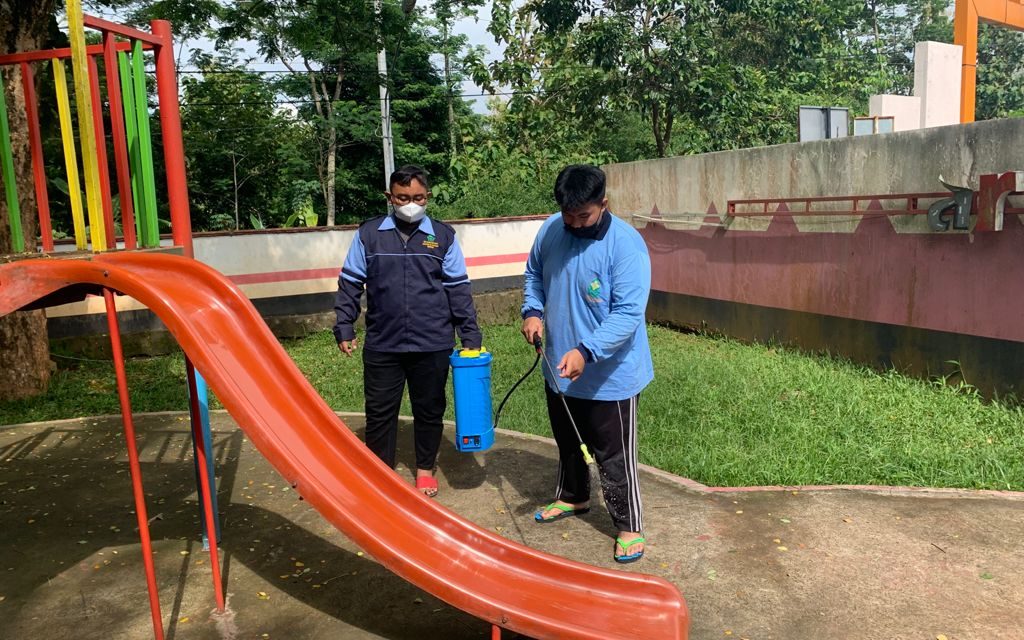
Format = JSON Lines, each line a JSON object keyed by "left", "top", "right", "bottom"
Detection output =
{"left": 0, "top": 74, "right": 24, "bottom": 252}
{"left": 131, "top": 40, "right": 158, "bottom": 248}
{"left": 118, "top": 50, "right": 143, "bottom": 245}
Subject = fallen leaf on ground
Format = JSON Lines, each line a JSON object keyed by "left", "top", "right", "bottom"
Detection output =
{"left": 257, "top": 592, "right": 270, "bottom": 600}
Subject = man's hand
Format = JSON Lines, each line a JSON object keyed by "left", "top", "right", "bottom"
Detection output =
{"left": 557, "top": 349, "right": 585, "bottom": 381}
{"left": 338, "top": 339, "right": 358, "bottom": 356}
{"left": 521, "top": 316, "right": 543, "bottom": 346}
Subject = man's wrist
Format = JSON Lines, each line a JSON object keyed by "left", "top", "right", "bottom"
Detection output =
{"left": 522, "top": 309, "right": 543, "bottom": 321}
{"left": 575, "top": 343, "right": 593, "bottom": 363}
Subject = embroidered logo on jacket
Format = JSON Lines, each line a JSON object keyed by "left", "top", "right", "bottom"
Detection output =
{"left": 586, "top": 277, "right": 603, "bottom": 303}
{"left": 422, "top": 234, "right": 439, "bottom": 249}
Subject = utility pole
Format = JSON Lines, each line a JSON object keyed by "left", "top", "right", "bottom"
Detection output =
{"left": 376, "top": 0, "right": 395, "bottom": 191}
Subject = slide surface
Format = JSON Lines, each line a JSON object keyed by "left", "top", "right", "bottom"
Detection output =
{"left": 0, "top": 252, "right": 688, "bottom": 640}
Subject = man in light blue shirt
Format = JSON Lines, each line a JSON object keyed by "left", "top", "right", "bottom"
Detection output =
{"left": 521, "top": 164, "right": 653, "bottom": 563}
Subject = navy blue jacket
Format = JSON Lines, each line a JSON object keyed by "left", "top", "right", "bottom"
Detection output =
{"left": 333, "top": 214, "right": 482, "bottom": 352}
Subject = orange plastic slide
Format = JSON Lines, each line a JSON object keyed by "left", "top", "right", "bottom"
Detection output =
{"left": 0, "top": 252, "right": 688, "bottom": 640}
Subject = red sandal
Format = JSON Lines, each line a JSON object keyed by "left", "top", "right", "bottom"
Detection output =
{"left": 416, "top": 474, "right": 438, "bottom": 497}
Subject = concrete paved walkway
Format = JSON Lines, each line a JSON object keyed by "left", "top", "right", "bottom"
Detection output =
{"left": 1, "top": 412, "right": 1021, "bottom": 639}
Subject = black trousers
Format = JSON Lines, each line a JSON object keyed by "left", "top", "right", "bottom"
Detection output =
{"left": 545, "top": 385, "right": 643, "bottom": 533}
{"left": 362, "top": 349, "right": 450, "bottom": 471}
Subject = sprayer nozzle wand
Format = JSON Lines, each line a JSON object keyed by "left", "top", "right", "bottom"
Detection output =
{"left": 535, "top": 338, "right": 595, "bottom": 466}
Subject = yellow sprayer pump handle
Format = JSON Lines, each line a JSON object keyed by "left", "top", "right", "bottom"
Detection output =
{"left": 580, "top": 444, "right": 595, "bottom": 465}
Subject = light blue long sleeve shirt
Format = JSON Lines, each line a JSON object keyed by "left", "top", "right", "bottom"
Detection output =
{"left": 522, "top": 212, "right": 654, "bottom": 401}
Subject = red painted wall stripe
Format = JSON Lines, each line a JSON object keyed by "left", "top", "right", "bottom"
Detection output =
{"left": 226, "top": 253, "right": 529, "bottom": 286}
{"left": 465, "top": 252, "right": 529, "bottom": 267}
{"left": 229, "top": 267, "right": 339, "bottom": 285}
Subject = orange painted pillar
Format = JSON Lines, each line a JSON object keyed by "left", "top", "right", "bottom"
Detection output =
{"left": 954, "top": 0, "right": 979, "bottom": 123}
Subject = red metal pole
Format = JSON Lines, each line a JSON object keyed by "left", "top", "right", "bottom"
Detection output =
{"left": 492, "top": 625, "right": 501, "bottom": 639}
{"left": 0, "top": 41, "right": 143, "bottom": 65}
{"left": 103, "top": 288, "right": 165, "bottom": 640}
{"left": 19, "top": 62, "right": 53, "bottom": 252}
{"left": 150, "top": 20, "right": 193, "bottom": 258}
{"left": 185, "top": 359, "right": 225, "bottom": 611}
{"left": 88, "top": 54, "right": 116, "bottom": 249}
{"left": 102, "top": 32, "right": 137, "bottom": 250}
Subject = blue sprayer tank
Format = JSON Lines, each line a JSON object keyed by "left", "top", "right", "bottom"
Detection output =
{"left": 450, "top": 348, "right": 494, "bottom": 452}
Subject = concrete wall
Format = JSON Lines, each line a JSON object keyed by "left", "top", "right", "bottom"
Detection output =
{"left": 606, "top": 118, "right": 1024, "bottom": 395}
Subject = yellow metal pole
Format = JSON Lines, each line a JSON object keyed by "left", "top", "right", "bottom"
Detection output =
{"left": 65, "top": 0, "right": 106, "bottom": 250}
{"left": 52, "top": 60, "right": 87, "bottom": 250}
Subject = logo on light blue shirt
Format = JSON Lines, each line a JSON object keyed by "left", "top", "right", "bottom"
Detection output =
{"left": 586, "top": 277, "right": 603, "bottom": 303}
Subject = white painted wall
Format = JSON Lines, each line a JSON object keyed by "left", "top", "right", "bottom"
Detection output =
{"left": 868, "top": 95, "right": 922, "bottom": 131}
{"left": 46, "top": 216, "right": 547, "bottom": 318}
{"left": 914, "top": 41, "right": 963, "bottom": 129}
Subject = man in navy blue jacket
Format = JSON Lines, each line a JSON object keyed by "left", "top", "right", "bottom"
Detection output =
{"left": 334, "top": 165, "right": 482, "bottom": 497}
{"left": 521, "top": 164, "right": 653, "bottom": 563}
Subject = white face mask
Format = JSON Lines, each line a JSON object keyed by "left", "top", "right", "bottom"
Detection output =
{"left": 393, "top": 202, "right": 426, "bottom": 223}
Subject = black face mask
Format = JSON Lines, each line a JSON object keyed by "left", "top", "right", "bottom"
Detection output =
{"left": 564, "top": 211, "right": 604, "bottom": 239}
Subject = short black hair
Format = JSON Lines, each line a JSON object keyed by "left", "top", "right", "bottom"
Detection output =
{"left": 554, "top": 164, "right": 606, "bottom": 211}
{"left": 389, "top": 165, "right": 430, "bottom": 190}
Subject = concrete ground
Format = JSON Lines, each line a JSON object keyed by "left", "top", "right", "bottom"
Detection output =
{"left": 1, "top": 412, "right": 1022, "bottom": 640}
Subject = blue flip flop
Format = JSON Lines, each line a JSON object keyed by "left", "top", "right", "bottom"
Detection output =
{"left": 614, "top": 536, "right": 646, "bottom": 564}
{"left": 534, "top": 502, "right": 591, "bottom": 523}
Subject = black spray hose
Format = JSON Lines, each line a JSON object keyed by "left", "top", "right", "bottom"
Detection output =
{"left": 493, "top": 336, "right": 595, "bottom": 466}
{"left": 492, "top": 340, "right": 541, "bottom": 432}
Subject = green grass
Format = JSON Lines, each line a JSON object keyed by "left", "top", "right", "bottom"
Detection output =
{"left": 3, "top": 324, "right": 1022, "bottom": 490}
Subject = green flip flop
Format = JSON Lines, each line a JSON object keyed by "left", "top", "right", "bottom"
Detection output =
{"left": 534, "top": 502, "right": 591, "bottom": 523}
{"left": 614, "top": 536, "right": 646, "bottom": 564}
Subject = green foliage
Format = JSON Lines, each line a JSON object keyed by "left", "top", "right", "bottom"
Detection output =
{"left": 976, "top": 23, "right": 1024, "bottom": 121}
{"left": 430, "top": 99, "right": 614, "bottom": 218}
{"left": 5, "top": 325, "right": 1023, "bottom": 490}
{"left": 180, "top": 50, "right": 317, "bottom": 231}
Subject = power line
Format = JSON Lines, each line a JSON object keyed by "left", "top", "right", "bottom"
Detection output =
{"left": 181, "top": 88, "right": 559, "bottom": 108}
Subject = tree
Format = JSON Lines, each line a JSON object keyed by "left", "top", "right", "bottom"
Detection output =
{"left": 179, "top": 51, "right": 317, "bottom": 230}
{"left": 0, "top": 0, "right": 58, "bottom": 399}
{"left": 974, "top": 22, "right": 1024, "bottom": 120}
{"left": 297, "top": 19, "right": 456, "bottom": 222}
{"left": 217, "top": 0, "right": 384, "bottom": 226}
{"left": 429, "top": 0, "right": 485, "bottom": 158}
{"left": 486, "top": 0, "right": 872, "bottom": 156}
